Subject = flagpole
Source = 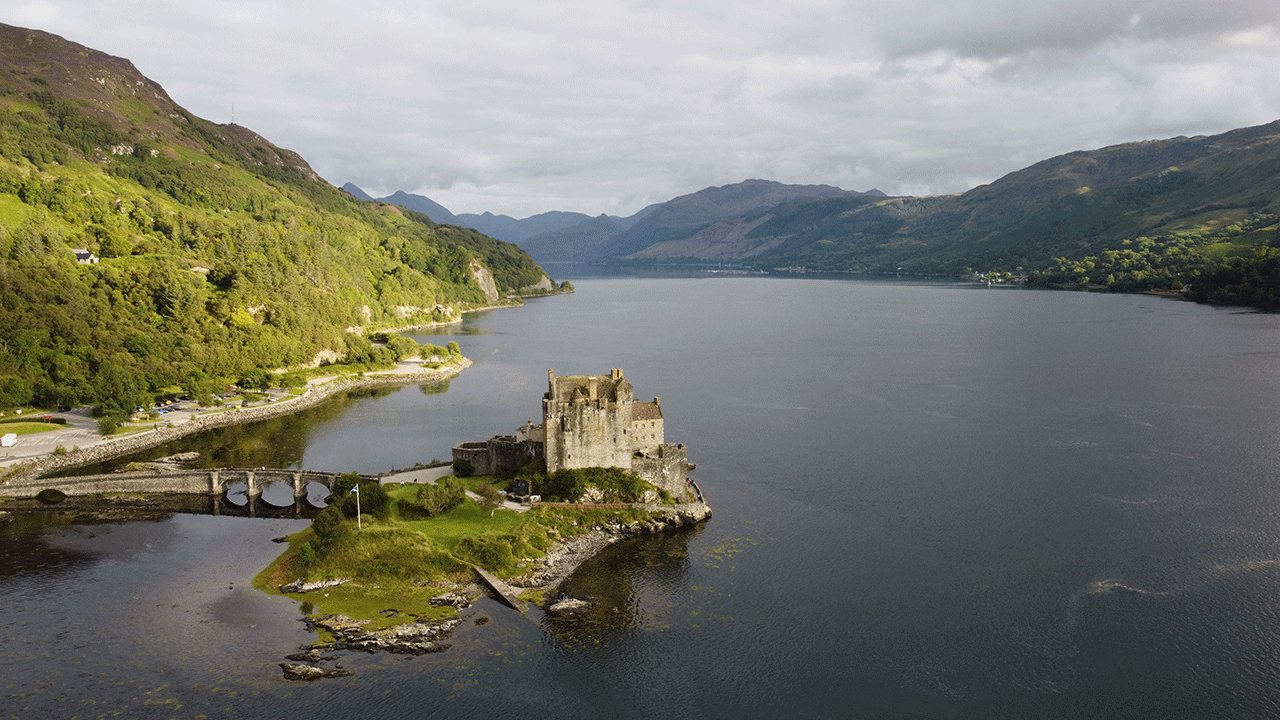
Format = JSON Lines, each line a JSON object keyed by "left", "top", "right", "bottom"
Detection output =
{"left": 356, "top": 483, "right": 362, "bottom": 531}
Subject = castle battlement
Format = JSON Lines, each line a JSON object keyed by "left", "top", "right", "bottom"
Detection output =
{"left": 453, "top": 368, "right": 692, "bottom": 500}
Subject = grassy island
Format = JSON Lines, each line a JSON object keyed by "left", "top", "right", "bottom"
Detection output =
{"left": 254, "top": 468, "right": 683, "bottom": 632}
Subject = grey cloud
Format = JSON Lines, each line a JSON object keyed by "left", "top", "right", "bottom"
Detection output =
{"left": 869, "top": 0, "right": 1280, "bottom": 60}
{"left": 11, "top": 0, "right": 1280, "bottom": 216}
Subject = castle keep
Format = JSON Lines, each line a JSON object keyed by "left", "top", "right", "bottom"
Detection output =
{"left": 453, "top": 368, "right": 691, "bottom": 499}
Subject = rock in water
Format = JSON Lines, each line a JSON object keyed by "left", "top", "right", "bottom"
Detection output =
{"left": 548, "top": 597, "right": 591, "bottom": 616}
{"left": 279, "top": 662, "right": 351, "bottom": 681}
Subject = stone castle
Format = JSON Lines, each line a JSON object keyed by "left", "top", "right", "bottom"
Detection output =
{"left": 452, "top": 368, "right": 692, "bottom": 499}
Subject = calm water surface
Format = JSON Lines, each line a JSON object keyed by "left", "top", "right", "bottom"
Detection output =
{"left": 5, "top": 277, "right": 1280, "bottom": 718}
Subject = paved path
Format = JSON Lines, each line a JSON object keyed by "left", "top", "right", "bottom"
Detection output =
{"left": 0, "top": 354, "right": 453, "bottom": 471}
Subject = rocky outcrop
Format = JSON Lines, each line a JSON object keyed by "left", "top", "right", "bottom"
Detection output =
{"left": 302, "top": 613, "right": 461, "bottom": 655}
{"left": 470, "top": 259, "right": 500, "bottom": 304}
{"left": 280, "top": 577, "right": 352, "bottom": 594}
{"left": 520, "top": 274, "right": 554, "bottom": 294}
{"left": 429, "top": 592, "right": 472, "bottom": 609}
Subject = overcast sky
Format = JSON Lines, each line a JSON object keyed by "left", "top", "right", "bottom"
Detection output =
{"left": 7, "top": 1, "right": 1280, "bottom": 218}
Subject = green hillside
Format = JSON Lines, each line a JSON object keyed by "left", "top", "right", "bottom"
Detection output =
{"left": 567, "top": 122, "right": 1280, "bottom": 307}
{"left": 0, "top": 24, "right": 554, "bottom": 421}
{"left": 740, "top": 122, "right": 1280, "bottom": 277}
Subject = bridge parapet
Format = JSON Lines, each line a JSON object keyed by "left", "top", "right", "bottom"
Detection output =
{"left": 0, "top": 468, "right": 379, "bottom": 501}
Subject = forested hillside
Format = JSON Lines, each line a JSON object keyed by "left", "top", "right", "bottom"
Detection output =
{"left": 0, "top": 24, "right": 552, "bottom": 422}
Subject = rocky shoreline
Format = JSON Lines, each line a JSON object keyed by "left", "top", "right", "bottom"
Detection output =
{"left": 511, "top": 502, "right": 712, "bottom": 590}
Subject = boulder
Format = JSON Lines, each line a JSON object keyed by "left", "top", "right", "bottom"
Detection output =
{"left": 547, "top": 597, "right": 591, "bottom": 616}
{"left": 279, "top": 662, "right": 351, "bottom": 681}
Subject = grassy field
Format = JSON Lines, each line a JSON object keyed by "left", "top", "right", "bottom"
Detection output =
{"left": 0, "top": 421, "right": 62, "bottom": 436}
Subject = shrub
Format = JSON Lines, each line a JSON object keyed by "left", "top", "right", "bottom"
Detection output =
{"left": 312, "top": 505, "right": 350, "bottom": 543}
{"left": 454, "top": 536, "right": 515, "bottom": 571}
{"left": 339, "top": 480, "right": 390, "bottom": 520}
{"left": 401, "top": 476, "right": 467, "bottom": 519}
{"left": 453, "top": 458, "right": 474, "bottom": 478}
{"left": 541, "top": 469, "right": 586, "bottom": 502}
{"left": 539, "top": 467, "right": 649, "bottom": 502}
{"left": 298, "top": 542, "right": 317, "bottom": 567}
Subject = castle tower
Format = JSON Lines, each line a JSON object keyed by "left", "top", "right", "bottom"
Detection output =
{"left": 542, "top": 367, "right": 660, "bottom": 474}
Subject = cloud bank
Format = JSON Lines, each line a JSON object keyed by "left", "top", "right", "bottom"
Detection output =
{"left": 9, "top": 0, "right": 1279, "bottom": 217}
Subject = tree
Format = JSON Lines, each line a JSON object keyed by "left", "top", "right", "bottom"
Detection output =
{"left": 0, "top": 375, "right": 33, "bottom": 408}
{"left": 477, "top": 483, "right": 503, "bottom": 517}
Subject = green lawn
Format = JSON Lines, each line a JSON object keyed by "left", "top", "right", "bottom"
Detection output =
{"left": 385, "top": 481, "right": 528, "bottom": 554}
{"left": 0, "top": 421, "right": 61, "bottom": 436}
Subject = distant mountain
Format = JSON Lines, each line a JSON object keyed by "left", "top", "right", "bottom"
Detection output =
{"left": 374, "top": 190, "right": 461, "bottom": 226}
{"left": 734, "top": 121, "right": 1280, "bottom": 274}
{"left": 341, "top": 182, "right": 374, "bottom": 201}
{"left": 455, "top": 210, "right": 595, "bottom": 243}
{"left": 519, "top": 215, "right": 627, "bottom": 263}
{"left": 516, "top": 179, "right": 870, "bottom": 265}
{"left": 520, "top": 127, "right": 1280, "bottom": 278}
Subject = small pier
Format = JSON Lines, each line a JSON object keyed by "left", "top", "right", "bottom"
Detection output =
{"left": 474, "top": 567, "right": 529, "bottom": 613}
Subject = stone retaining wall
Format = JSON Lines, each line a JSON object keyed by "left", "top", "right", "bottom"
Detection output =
{"left": 0, "top": 359, "right": 470, "bottom": 488}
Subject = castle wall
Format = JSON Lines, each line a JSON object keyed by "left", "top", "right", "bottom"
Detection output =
{"left": 452, "top": 436, "right": 543, "bottom": 476}
{"left": 544, "top": 398, "right": 638, "bottom": 473}
{"left": 632, "top": 443, "right": 691, "bottom": 500}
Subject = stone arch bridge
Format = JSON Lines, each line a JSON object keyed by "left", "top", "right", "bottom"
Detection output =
{"left": 0, "top": 468, "right": 381, "bottom": 518}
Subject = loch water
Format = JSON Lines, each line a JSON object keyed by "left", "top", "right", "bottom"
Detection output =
{"left": 6, "top": 276, "right": 1280, "bottom": 719}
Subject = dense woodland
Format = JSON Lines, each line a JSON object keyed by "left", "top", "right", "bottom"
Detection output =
{"left": 0, "top": 54, "right": 551, "bottom": 425}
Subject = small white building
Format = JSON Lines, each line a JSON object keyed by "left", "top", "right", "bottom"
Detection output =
{"left": 72, "top": 248, "right": 99, "bottom": 264}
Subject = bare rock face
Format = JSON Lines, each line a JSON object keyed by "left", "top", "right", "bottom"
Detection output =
{"left": 520, "top": 274, "right": 554, "bottom": 293}
{"left": 469, "top": 259, "right": 500, "bottom": 304}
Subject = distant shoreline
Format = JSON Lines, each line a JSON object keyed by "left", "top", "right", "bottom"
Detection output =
{"left": 1, "top": 358, "right": 472, "bottom": 486}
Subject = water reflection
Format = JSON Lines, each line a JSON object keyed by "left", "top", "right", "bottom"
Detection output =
{"left": 419, "top": 380, "right": 451, "bottom": 396}
{"left": 56, "top": 386, "right": 398, "bottom": 476}
{"left": 547, "top": 525, "right": 705, "bottom": 639}
{"left": 0, "top": 511, "right": 100, "bottom": 580}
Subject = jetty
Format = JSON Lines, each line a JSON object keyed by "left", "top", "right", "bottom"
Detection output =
{"left": 473, "top": 566, "right": 529, "bottom": 612}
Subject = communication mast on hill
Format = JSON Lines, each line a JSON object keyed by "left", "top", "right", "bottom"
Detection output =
{"left": 231, "top": 103, "right": 235, "bottom": 126}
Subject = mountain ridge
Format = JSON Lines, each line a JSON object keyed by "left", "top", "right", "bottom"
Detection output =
{"left": 0, "top": 22, "right": 556, "bottom": 419}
